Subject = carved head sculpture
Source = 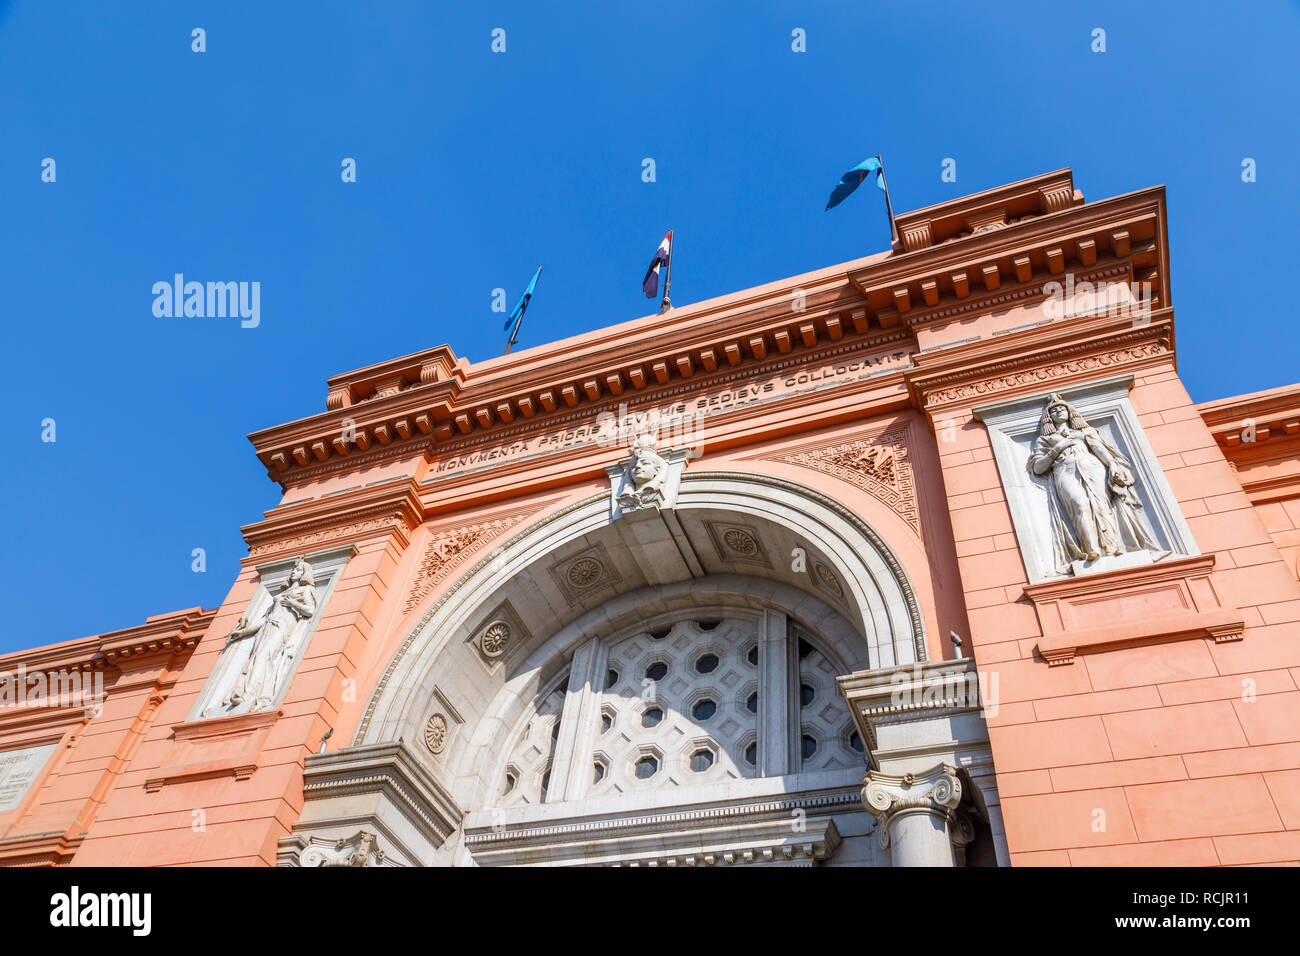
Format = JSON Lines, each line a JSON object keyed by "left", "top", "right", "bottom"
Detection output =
{"left": 629, "top": 433, "right": 667, "bottom": 488}
{"left": 1037, "top": 393, "right": 1089, "bottom": 436}
{"left": 287, "top": 557, "right": 316, "bottom": 588}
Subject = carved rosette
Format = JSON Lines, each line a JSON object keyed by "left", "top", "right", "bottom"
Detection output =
{"left": 813, "top": 562, "right": 845, "bottom": 599}
{"left": 548, "top": 545, "right": 622, "bottom": 605}
{"left": 774, "top": 428, "right": 919, "bottom": 534}
{"left": 861, "top": 764, "right": 963, "bottom": 850}
{"left": 424, "top": 713, "right": 449, "bottom": 755}
{"left": 705, "top": 521, "right": 771, "bottom": 567}
{"left": 477, "top": 621, "right": 511, "bottom": 659}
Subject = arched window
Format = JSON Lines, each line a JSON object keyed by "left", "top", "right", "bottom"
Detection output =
{"left": 497, "top": 608, "right": 861, "bottom": 805}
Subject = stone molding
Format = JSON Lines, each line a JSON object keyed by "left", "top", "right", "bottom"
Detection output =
{"left": 1024, "top": 553, "right": 1244, "bottom": 665}
{"left": 242, "top": 478, "right": 423, "bottom": 560}
{"left": 144, "top": 708, "right": 280, "bottom": 792}
{"left": 462, "top": 781, "right": 858, "bottom": 867}
{"left": 906, "top": 310, "right": 1172, "bottom": 418}
{"left": 837, "top": 658, "right": 987, "bottom": 755}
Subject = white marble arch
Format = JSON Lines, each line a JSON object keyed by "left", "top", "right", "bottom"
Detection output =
{"left": 354, "top": 470, "right": 928, "bottom": 763}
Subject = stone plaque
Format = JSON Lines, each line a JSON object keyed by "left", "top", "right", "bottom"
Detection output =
{"left": 0, "top": 743, "right": 57, "bottom": 812}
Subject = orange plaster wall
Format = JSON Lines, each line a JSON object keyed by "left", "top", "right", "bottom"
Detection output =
{"left": 68, "top": 537, "right": 406, "bottom": 866}
{"left": 945, "top": 361, "right": 1300, "bottom": 865}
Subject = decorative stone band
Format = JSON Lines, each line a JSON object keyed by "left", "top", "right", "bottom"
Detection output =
{"left": 463, "top": 783, "right": 860, "bottom": 867}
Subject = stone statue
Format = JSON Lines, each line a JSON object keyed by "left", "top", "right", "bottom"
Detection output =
{"left": 209, "top": 557, "right": 319, "bottom": 715}
{"left": 616, "top": 433, "right": 671, "bottom": 511}
{"left": 1028, "top": 394, "right": 1169, "bottom": 575}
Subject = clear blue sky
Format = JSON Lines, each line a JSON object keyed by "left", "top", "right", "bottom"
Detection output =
{"left": 1, "top": 1, "right": 1296, "bottom": 652}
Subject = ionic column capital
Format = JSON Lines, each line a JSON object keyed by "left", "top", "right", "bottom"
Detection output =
{"left": 861, "top": 763, "right": 962, "bottom": 850}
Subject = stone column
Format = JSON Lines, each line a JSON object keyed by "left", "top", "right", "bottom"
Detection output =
{"left": 862, "top": 763, "right": 964, "bottom": 867}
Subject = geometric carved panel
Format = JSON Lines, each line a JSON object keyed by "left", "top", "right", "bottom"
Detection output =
{"left": 404, "top": 510, "right": 533, "bottom": 613}
{"left": 773, "top": 426, "right": 919, "bottom": 534}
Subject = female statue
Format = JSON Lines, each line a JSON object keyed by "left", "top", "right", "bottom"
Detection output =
{"left": 212, "top": 557, "right": 319, "bottom": 714}
{"left": 1028, "top": 394, "right": 1169, "bottom": 575}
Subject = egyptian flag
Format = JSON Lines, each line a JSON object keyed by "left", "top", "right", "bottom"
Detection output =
{"left": 642, "top": 230, "right": 672, "bottom": 298}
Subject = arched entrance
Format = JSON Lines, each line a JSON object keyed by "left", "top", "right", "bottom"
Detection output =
{"left": 282, "top": 468, "right": 1000, "bottom": 866}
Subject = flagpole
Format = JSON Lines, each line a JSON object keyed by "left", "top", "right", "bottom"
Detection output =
{"left": 876, "top": 153, "right": 899, "bottom": 249}
{"left": 659, "top": 229, "right": 674, "bottom": 314}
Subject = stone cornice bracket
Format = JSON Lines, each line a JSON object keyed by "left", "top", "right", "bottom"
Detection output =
{"left": 241, "top": 477, "right": 425, "bottom": 560}
{"left": 282, "top": 741, "right": 463, "bottom": 866}
{"left": 862, "top": 763, "right": 962, "bottom": 850}
{"left": 837, "top": 657, "right": 986, "bottom": 760}
{"left": 904, "top": 309, "right": 1174, "bottom": 423}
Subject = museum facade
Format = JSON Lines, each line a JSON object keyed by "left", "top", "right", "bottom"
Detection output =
{"left": 3, "top": 169, "right": 1299, "bottom": 867}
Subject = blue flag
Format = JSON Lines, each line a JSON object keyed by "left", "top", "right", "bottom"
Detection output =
{"left": 825, "top": 156, "right": 886, "bottom": 210}
{"left": 505, "top": 265, "right": 542, "bottom": 332}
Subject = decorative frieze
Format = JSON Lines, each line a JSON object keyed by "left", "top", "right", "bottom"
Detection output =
{"left": 774, "top": 427, "right": 919, "bottom": 534}
{"left": 403, "top": 510, "right": 532, "bottom": 614}
{"left": 926, "top": 341, "right": 1167, "bottom": 408}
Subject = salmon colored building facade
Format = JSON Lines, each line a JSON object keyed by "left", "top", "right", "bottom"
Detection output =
{"left": 2, "top": 169, "right": 1298, "bottom": 867}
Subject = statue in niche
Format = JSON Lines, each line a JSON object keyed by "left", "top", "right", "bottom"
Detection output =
{"left": 1028, "top": 393, "right": 1170, "bottom": 575}
{"left": 207, "top": 557, "right": 319, "bottom": 716}
{"left": 617, "top": 433, "right": 670, "bottom": 511}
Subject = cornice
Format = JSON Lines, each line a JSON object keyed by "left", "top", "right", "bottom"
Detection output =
{"left": 250, "top": 298, "right": 914, "bottom": 489}
{"left": 904, "top": 309, "right": 1175, "bottom": 417}
{"left": 240, "top": 477, "right": 425, "bottom": 559}
{"left": 1200, "top": 383, "right": 1300, "bottom": 462}
{"left": 0, "top": 829, "right": 84, "bottom": 867}
{"left": 247, "top": 170, "right": 1173, "bottom": 492}
{"left": 855, "top": 186, "right": 1167, "bottom": 332}
{"left": 0, "top": 607, "right": 213, "bottom": 678}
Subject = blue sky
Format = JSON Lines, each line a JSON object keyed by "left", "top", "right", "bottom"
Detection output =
{"left": 1, "top": 1, "right": 1296, "bottom": 652}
